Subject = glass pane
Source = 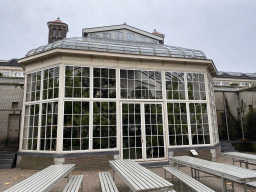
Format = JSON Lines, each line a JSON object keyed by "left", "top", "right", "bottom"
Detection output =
{"left": 120, "top": 69, "right": 162, "bottom": 99}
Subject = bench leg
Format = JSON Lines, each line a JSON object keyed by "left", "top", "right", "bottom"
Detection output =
{"left": 246, "top": 161, "right": 249, "bottom": 169}
{"left": 180, "top": 181, "right": 183, "bottom": 192}
{"left": 164, "top": 169, "right": 166, "bottom": 179}
{"left": 244, "top": 183, "right": 247, "bottom": 192}
{"left": 65, "top": 173, "right": 70, "bottom": 182}
{"left": 81, "top": 179, "right": 83, "bottom": 192}
{"left": 221, "top": 178, "right": 226, "bottom": 192}
{"left": 113, "top": 170, "right": 115, "bottom": 181}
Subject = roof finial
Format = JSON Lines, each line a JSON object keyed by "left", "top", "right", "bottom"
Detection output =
{"left": 124, "top": 21, "right": 126, "bottom": 25}
{"left": 57, "top": 17, "right": 60, "bottom": 20}
{"left": 154, "top": 29, "right": 156, "bottom": 32}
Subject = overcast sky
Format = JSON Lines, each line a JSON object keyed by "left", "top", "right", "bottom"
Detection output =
{"left": 1, "top": 0, "right": 256, "bottom": 73}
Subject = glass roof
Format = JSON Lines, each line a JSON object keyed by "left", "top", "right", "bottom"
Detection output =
{"left": 26, "top": 37, "right": 207, "bottom": 60}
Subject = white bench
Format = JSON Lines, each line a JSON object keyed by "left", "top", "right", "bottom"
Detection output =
{"left": 99, "top": 172, "right": 119, "bottom": 192}
{"left": 163, "top": 166, "right": 215, "bottom": 192}
{"left": 4, "top": 164, "right": 75, "bottom": 192}
{"left": 109, "top": 159, "right": 174, "bottom": 191}
{"left": 63, "top": 175, "right": 84, "bottom": 192}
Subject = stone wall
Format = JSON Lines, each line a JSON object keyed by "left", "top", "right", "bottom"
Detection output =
{"left": 0, "top": 84, "right": 23, "bottom": 147}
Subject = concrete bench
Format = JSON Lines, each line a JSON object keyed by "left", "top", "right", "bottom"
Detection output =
{"left": 99, "top": 172, "right": 119, "bottom": 192}
{"left": 247, "top": 181, "right": 256, "bottom": 188}
{"left": 63, "top": 175, "right": 84, "bottom": 192}
{"left": 4, "top": 164, "right": 75, "bottom": 192}
{"left": 163, "top": 166, "right": 215, "bottom": 192}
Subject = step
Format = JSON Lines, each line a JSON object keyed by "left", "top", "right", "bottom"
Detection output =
{"left": 220, "top": 143, "right": 233, "bottom": 147}
{"left": 0, "top": 154, "right": 16, "bottom": 159}
{"left": 221, "top": 149, "right": 238, "bottom": 152}
{"left": 0, "top": 164, "right": 12, "bottom": 169}
{"left": 221, "top": 147, "right": 237, "bottom": 152}
{"left": 0, "top": 159, "right": 14, "bottom": 165}
{"left": 0, "top": 151, "right": 17, "bottom": 154}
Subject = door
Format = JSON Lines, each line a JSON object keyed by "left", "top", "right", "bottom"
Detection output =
{"left": 121, "top": 103, "right": 166, "bottom": 160}
{"left": 7, "top": 114, "right": 20, "bottom": 145}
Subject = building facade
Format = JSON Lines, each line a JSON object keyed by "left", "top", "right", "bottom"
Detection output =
{"left": 213, "top": 72, "right": 256, "bottom": 141}
{"left": 0, "top": 59, "right": 24, "bottom": 148}
{"left": 17, "top": 23, "right": 220, "bottom": 165}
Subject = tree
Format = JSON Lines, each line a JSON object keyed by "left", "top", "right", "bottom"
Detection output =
{"left": 244, "top": 107, "right": 256, "bottom": 141}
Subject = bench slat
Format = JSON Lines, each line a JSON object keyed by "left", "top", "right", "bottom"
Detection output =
{"left": 5, "top": 164, "right": 75, "bottom": 192}
{"left": 63, "top": 175, "right": 84, "bottom": 192}
{"left": 99, "top": 172, "right": 118, "bottom": 192}
{"left": 164, "top": 166, "right": 215, "bottom": 192}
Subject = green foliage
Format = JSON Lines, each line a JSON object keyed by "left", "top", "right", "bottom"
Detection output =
{"left": 65, "top": 67, "right": 90, "bottom": 98}
{"left": 244, "top": 107, "right": 256, "bottom": 141}
{"left": 166, "top": 77, "right": 185, "bottom": 100}
{"left": 220, "top": 113, "right": 241, "bottom": 141}
{"left": 130, "top": 85, "right": 152, "bottom": 99}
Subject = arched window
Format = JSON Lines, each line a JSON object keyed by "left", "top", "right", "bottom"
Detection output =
{"left": 53, "top": 29, "right": 56, "bottom": 36}
{"left": 58, "top": 29, "right": 61, "bottom": 37}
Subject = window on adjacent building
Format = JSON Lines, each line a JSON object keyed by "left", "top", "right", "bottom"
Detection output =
{"left": 58, "top": 29, "right": 61, "bottom": 37}
{"left": 103, "top": 33, "right": 111, "bottom": 39}
{"left": 138, "top": 36, "right": 146, "bottom": 42}
{"left": 222, "top": 82, "right": 230, "bottom": 86}
{"left": 0, "top": 71, "right": 10, "bottom": 77}
{"left": 12, "top": 102, "right": 18, "bottom": 109}
{"left": 240, "top": 82, "right": 249, "bottom": 87}
{"left": 53, "top": 29, "right": 56, "bottom": 36}
{"left": 115, "top": 31, "right": 123, "bottom": 40}
{"left": 127, "top": 33, "right": 135, "bottom": 41}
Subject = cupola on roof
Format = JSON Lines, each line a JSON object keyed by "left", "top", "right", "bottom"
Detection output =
{"left": 26, "top": 37, "right": 207, "bottom": 60}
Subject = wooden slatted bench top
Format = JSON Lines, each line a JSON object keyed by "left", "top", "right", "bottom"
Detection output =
{"left": 63, "top": 175, "right": 84, "bottom": 192}
{"left": 4, "top": 164, "right": 75, "bottom": 192}
{"left": 99, "top": 172, "right": 119, "bottom": 192}
{"left": 164, "top": 166, "right": 215, "bottom": 192}
{"left": 109, "top": 159, "right": 174, "bottom": 192}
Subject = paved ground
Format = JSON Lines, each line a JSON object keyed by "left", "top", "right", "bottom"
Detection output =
{"left": 1, "top": 156, "right": 256, "bottom": 192}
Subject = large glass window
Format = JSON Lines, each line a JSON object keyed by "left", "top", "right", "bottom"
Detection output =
{"left": 26, "top": 71, "right": 41, "bottom": 102}
{"left": 167, "top": 103, "right": 188, "bottom": 146}
{"left": 208, "top": 75, "right": 218, "bottom": 144}
{"left": 165, "top": 72, "right": 185, "bottom": 100}
{"left": 43, "top": 66, "right": 59, "bottom": 100}
{"left": 65, "top": 66, "right": 90, "bottom": 98}
{"left": 93, "top": 102, "right": 117, "bottom": 149}
{"left": 145, "top": 104, "right": 164, "bottom": 159}
{"left": 63, "top": 101, "right": 90, "bottom": 151}
{"left": 187, "top": 73, "right": 206, "bottom": 100}
{"left": 40, "top": 102, "right": 58, "bottom": 151}
{"left": 120, "top": 69, "right": 162, "bottom": 99}
{"left": 122, "top": 103, "right": 142, "bottom": 159}
{"left": 22, "top": 104, "right": 39, "bottom": 150}
{"left": 190, "top": 103, "right": 210, "bottom": 145}
{"left": 93, "top": 68, "right": 116, "bottom": 98}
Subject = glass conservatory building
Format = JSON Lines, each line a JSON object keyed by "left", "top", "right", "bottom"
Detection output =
{"left": 18, "top": 37, "right": 219, "bottom": 163}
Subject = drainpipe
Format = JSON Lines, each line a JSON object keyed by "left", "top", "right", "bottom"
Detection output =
{"left": 223, "top": 92, "right": 230, "bottom": 141}
{"left": 237, "top": 92, "right": 245, "bottom": 140}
